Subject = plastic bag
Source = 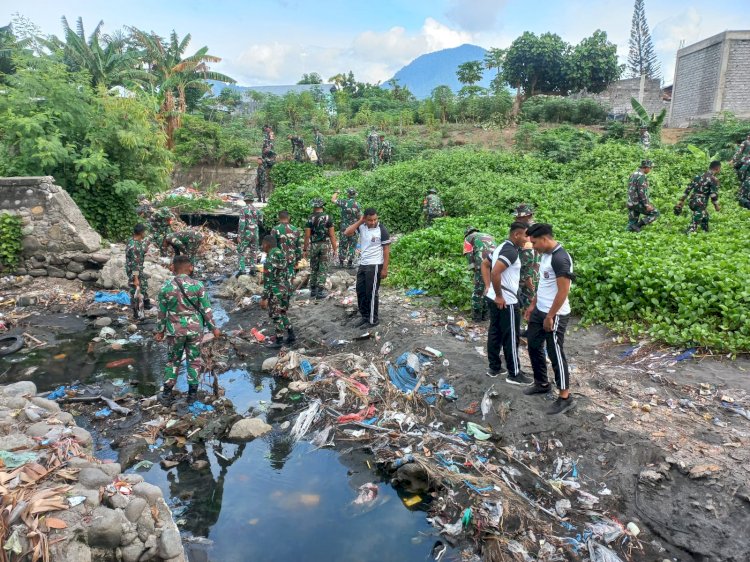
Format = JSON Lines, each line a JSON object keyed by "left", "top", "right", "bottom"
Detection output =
{"left": 588, "top": 540, "right": 625, "bottom": 562}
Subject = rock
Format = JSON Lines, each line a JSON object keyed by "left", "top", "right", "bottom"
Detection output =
{"left": 94, "top": 317, "right": 113, "bottom": 327}
{"left": 106, "top": 492, "right": 130, "bottom": 509}
{"left": 49, "top": 540, "right": 92, "bottom": 562}
{"left": 67, "top": 457, "right": 97, "bottom": 470}
{"left": 78, "top": 467, "right": 113, "bottom": 488}
{"left": 86, "top": 307, "right": 109, "bottom": 318}
{"left": 120, "top": 540, "right": 146, "bottom": 562}
{"left": 15, "top": 295, "right": 38, "bottom": 307}
{"left": 158, "top": 527, "right": 183, "bottom": 559}
{"left": 87, "top": 506, "right": 124, "bottom": 548}
{"left": 0, "top": 396, "right": 28, "bottom": 409}
{"left": 67, "top": 260, "right": 85, "bottom": 273}
{"left": 0, "top": 433, "right": 36, "bottom": 451}
{"left": 261, "top": 357, "right": 279, "bottom": 371}
{"left": 1, "top": 380, "right": 37, "bottom": 396}
{"left": 22, "top": 407, "right": 42, "bottom": 422}
{"left": 127, "top": 324, "right": 138, "bottom": 333}
{"left": 30, "top": 396, "right": 61, "bottom": 413}
{"left": 228, "top": 418, "right": 272, "bottom": 441}
{"left": 70, "top": 484, "right": 101, "bottom": 508}
{"left": 99, "top": 462, "right": 122, "bottom": 478}
{"left": 28, "top": 268, "right": 47, "bottom": 277}
{"left": 78, "top": 271, "right": 99, "bottom": 282}
{"left": 71, "top": 426, "right": 93, "bottom": 446}
{"left": 132, "top": 482, "right": 163, "bottom": 505}
{"left": 65, "top": 271, "right": 78, "bottom": 280}
{"left": 124, "top": 497, "right": 148, "bottom": 523}
{"left": 47, "top": 265, "right": 65, "bottom": 278}
{"left": 26, "top": 421, "right": 56, "bottom": 438}
{"left": 90, "top": 252, "right": 110, "bottom": 264}
{"left": 97, "top": 251, "right": 170, "bottom": 291}
{"left": 121, "top": 473, "right": 144, "bottom": 486}
{"left": 53, "top": 411, "right": 75, "bottom": 425}
{"left": 280, "top": 421, "right": 290, "bottom": 430}
{"left": 72, "top": 254, "right": 89, "bottom": 263}
{"left": 136, "top": 510, "right": 155, "bottom": 542}
{"left": 639, "top": 469, "right": 664, "bottom": 483}
{"left": 689, "top": 464, "right": 721, "bottom": 479}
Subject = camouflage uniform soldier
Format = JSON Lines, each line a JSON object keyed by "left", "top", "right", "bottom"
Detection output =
{"left": 304, "top": 198, "right": 337, "bottom": 300}
{"left": 332, "top": 188, "right": 361, "bottom": 268}
{"left": 463, "top": 227, "right": 496, "bottom": 322}
{"left": 378, "top": 135, "right": 392, "bottom": 164}
{"left": 675, "top": 161, "right": 721, "bottom": 233}
{"left": 731, "top": 134, "right": 750, "bottom": 182}
{"left": 237, "top": 199, "right": 262, "bottom": 276}
{"left": 422, "top": 188, "right": 445, "bottom": 226}
{"left": 314, "top": 128, "right": 324, "bottom": 167}
{"left": 367, "top": 128, "right": 380, "bottom": 169}
{"left": 155, "top": 255, "right": 220, "bottom": 403}
{"left": 261, "top": 235, "right": 295, "bottom": 348}
{"left": 165, "top": 229, "right": 204, "bottom": 265}
{"left": 627, "top": 159, "right": 659, "bottom": 232}
{"left": 150, "top": 207, "right": 174, "bottom": 256}
{"left": 272, "top": 210, "right": 303, "bottom": 281}
{"left": 288, "top": 135, "right": 305, "bottom": 162}
{"left": 126, "top": 223, "right": 151, "bottom": 318}
{"left": 640, "top": 128, "right": 651, "bottom": 150}
{"left": 262, "top": 125, "right": 275, "bottom": 154}
{"left": 739, "top": 177, "right": 750, "bottom": 210}
{"left": 513, "top": 204, "right": 540, "bottom": 324}
{"left": 255, "top": 157, "right": 268, "bottom": 203}
{"left": 136, "top": 194, "right": 153, "bottom": 221}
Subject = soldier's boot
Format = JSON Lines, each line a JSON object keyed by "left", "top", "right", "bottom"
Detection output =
{"left": 143, "top": 298, "right": 152, "bottom": 310}
{"left": 309, "top": 286, "right": 318, "bottom": 299}
{"left": 346, "top": 259, "right": 353, "bottom": 269}
{"left": 186, "top": 385, "right": 198, "bottom": 404}
{"left": 160, "top": 382, "right": 175, "bottom": 404}
{"left": 338, "top": 258, "right": 345, "bottom": 268}
{"left": 286, "top": 327, "right": 297, "bottom": 344}
{"left": 267, "top": 335, "right": 283, "bottom": 349}
{"left": 315, "top": 289, "right": 329, "bottom": 300}
{"left": 472, "top": 310, "right": 483, "bottom": 322}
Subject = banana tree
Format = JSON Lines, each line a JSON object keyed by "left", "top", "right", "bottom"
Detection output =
{"left": 630, "top": 97, "right": 666, "bottom": 133}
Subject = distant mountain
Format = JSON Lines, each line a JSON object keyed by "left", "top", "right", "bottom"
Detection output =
{"left": 388, "top": 44, "right": 493, "bottom": 99}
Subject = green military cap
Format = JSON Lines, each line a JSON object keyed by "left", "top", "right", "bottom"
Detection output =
{"left": 347, "top": 188, "right": 357, "bottom": 196}
{"left": 428, "top": 188, "right": 437, "bottom": 194}
{"left": 641, "top": 159, "right": 654, "bottom": 168}
{"left": 464, "top": 226, "right": 478, "bottom": 238}
{"left": 513, "top": 204, "right": 534, "bottom": 217}
{"left": 310, "top": 197, "right": 325, "bottom": 208}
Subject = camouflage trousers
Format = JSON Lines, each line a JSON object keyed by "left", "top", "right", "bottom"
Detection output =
{"left": 237, "top": 232, "right": 258, "bottom": 273}
{"left": 369, "top": 148, "right": 378, "bottom": 168}
{"left": 309, "top": 242, "right": 330, "bottom": 289}
{"left": 686, "top": 204, "right": 709, "bottom": 233}
{"left": 735, "top": 158, "right": 750, "bottom": 182}
{"left": 127, "top": 273, "right": 149, "bottom": 313}
{"left": 518, "top": 279, "right": 536, "bottom": 311}
{"left": 268, "top": 291, "right": 291, "bottom": 337}
{"left": 164, "top": 335, "right": 202, "bottom": 386}
{"left": 293, "top": 148, "right": 304, "bottom": 162}
{"left": 338, "top": 231, "right": 357, "bottom": 264}
{"left": 152, "top": 230, "right": 169, "bottom": 256}
{"left": 739, "top": 181, "right": 750, "bottom": 210}
{"left": 627, "top": 205, "right": 660, "bottom": 231}
{"left": 471, "top": 270, "right": 489, "bottom": 317}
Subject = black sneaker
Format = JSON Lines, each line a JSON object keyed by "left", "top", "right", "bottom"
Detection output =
{"left": 523, "top": 383, "right": 551, "bottom": 395}
{"left": 486, "top": 367, "right": 507, "bottom": 378}
{"left": 353, "top": 318, "right": 369, "bottom": 328}
{"left": 546, "top": 396, "right": 576, "bottom": 415}
{"left": 506, "top": 371, "right": 533, "bottom": 386}
{"left": 368, "top": 320, "right": 379, "bottom": 328}
{"left": 160, "top": 383, "right": 175, "bottom": 404}
{"left": 286, "top": 328, "right": 297, "bottom": 344}
{"left": 186, "top": 385, "right": 198, "bottom": 404}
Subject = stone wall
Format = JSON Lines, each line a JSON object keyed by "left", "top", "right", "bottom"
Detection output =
{"left": 572, "top": 77, "right": 668, "bottom": 118}
{"left": 669, "top": 31, "right": 750, "bottom": 127}
{"left": 1, "top": 176, "right": 110, "bottom": 280}
{"left": 171, "top": 165, "right": 256, "bottom": 194}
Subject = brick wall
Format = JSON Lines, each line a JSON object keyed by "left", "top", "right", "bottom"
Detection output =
{"left": 670, "top": 43, "right": 722, "bottom": 126}
{"left": 723, "top": 39, "right": 750, "bottom": 115}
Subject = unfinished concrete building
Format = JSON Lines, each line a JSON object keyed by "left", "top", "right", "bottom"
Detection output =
{"left": 669, "top": 30, "right": 750, "bottom": 127}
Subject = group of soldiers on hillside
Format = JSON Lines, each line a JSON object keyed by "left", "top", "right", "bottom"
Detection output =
{"left": 627, "top": 134, "right": 750, "bottom": 234}
{"left": 366, "top": 129, "right": 393, "bottom": 168}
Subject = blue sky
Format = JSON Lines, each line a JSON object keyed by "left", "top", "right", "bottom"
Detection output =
{"left": 4, "top": 0, "right": 749, "bottom": 86}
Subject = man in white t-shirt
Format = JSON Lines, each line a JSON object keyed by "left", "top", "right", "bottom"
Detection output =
{"left": 344, "top": 208, "right": 391, "bottom": 327}
{"left": 522, "top": 223, "right": 575, "bottom": 415}
{"left": 481, "top": 222, "right": 532, "bottom": 385}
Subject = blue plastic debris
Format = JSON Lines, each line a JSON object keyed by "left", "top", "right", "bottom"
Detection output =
{"left": 463, "top": 480, "right": 493, "bottom": 495}
{"left": 362, "top": 416, "right": 378, "bottom": 425}
{"left": 94, "top": 407, "right": 112, "bottom": 418}
{"left": 300, "top": 360, "right": 314, "bottom": 377}
{"left": 438, "top": 383, "right": 457, "bottom": 401}
{"left": 675, "top": 348, "right": 697, "bottom": 362}
{"left": 94, "top": 291, "right": 131, "bottom": 305}
{"left": 387, "top": 352, "right": 437, "bottom": 404}
{"left": 47, "top": 385, "right": 76, "bottom": 400}
{"left": 188, "top": 401, "right": 215, "bottom": 416}
{"left": 392, "top": 454, "right": 415, "bottom": 468}
{"left": 404, "top": 289, "right": 427, "bottom": 297}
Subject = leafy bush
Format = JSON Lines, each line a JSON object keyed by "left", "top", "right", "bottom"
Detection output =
{"left": 157, "top": 196, "right": 224, "bottom": 214}
{"left": 515, "top": 125, "right": 599, "bottom": 163}
{"left": 270, "top": 161, "right": 323, "bottom": 189}
{"left": 520, "top": 96, "right": 608, "bottom": 125}
{"left": 0, "top": 212, "right": 23, "bottom": 271}
{"left": 324, "top": 134, "right": 367, "bottom": 169}
{"left": 679, "top": 113, "right": 750, "bottom": 160}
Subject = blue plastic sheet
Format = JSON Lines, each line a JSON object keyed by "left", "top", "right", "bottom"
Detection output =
{"left": 94, "top": 291, "right": 131, "bottom": 305}
{"left": 94, "top": 407, "right": 112, "bottom": 418}
{"left": 47, "top": 385, "right": 78, "bottom": 400}
{"left": 188, "top": 401, "right": 215, "bottom": 416}
{"left": 300, "top": 360, "right": 314, "bottom": 377}
{"left": 675, "top": 348, "right": 697, "bottom": 362}
{"left": 387, "top": 352, "right": 436, "bottom": 404}
{"left": 404, "top": 289, "right": 427, "bottom": 297}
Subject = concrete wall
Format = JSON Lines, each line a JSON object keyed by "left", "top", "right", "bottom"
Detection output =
{"left": 171, "top": 165, "right": 257, "bottom": 194}
{"left": 669, "top": 31, "right": 750, "bottom": 127}
{"left": 0, "top": 176, "right": 107, "bottom": 279}
{"left": 572, "top": 77, "right": 668, "bottom": 118}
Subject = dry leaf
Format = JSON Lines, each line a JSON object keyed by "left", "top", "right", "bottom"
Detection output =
{"left": 45, "top": 517, "right": 67, "bottom": 529}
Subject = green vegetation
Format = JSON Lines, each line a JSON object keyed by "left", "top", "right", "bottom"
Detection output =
{"left": 156, "top": 195, "right": 224, "bottom": 214}
{"left": 679, "top": 114, "right": 750, "bottom": 160}
{"left": 267, "top": 145, "right": 750, "bottom": 353}
{"left": 520, "top": 96, "right": 608, "bottom": 125}
{"left": 0, "top": 213, "right": 23, "bottom": 271}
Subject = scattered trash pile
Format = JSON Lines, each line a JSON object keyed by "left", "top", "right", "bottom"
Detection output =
{"left": 0, "top": 381, "right": 186, "bottom": 562}
{"left": 262, "top": 349, "right": 644, "bottom": 561}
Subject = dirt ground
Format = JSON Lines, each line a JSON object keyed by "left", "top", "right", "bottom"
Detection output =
{"left": 3, "top": 275, "right": 749, "bottom": 561}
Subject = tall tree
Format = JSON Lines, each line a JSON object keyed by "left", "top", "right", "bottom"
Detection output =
{"left": 130, "top": 28, "right": 235, "bottom": 148}
{"left": 431, "top": 85, "right": 455, "bottom": 123}
{"left": 566, "top": 30, "right": 623, "bottom": 93}
{"left": 627, "top": 0, "right": 660, "bottom": 79}
{"left": 456, "top": 60, "right": 484, "bottom": 87}
{"left": 503, "top": 32, "right": 570, "bottom": 98}
{"left": 483, "top": 48, "right": 505, "bottom": 77}
{"left": 298, "top": 72, "right": 322, "bottom": 84}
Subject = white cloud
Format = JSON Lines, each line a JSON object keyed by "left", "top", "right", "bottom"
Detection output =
{"left": 445, "top": 0, "right": 508, "bottom": 32}
{"left": 226, "top": 17, "right": 472, "bottom": 85}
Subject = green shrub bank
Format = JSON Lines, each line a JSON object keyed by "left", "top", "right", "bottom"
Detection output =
{"left": 0, "top": 213, "right": 23, "bottom": 271}
{"left": 267, "top": 145, "right": 750, "bottom": 352}
{"left": 520, "top": 96, "right": 608, "bottom": 125}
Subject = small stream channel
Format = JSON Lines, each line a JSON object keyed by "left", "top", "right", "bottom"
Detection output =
{"left": 1, "top": 292, "right": 451, "bottom": 562}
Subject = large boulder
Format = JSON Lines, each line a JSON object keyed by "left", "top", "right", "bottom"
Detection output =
{"left": 97, "top": 247, "right": 171, "bottom": 291}
{"left": 215, "top": 274, "right": 263, "bottom": 300}
{"left": 228, "top": 418, "right": 272, "bottom": 441}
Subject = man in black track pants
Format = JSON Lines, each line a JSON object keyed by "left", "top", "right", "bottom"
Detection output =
{"left": 344, "top": 208, "right": 391, "bottom": 328}
{"left": 522, "top": 223, "right": 576, "bottom": 415}
{"left": 481, "top": 222, "right": 532, "bottom": 384}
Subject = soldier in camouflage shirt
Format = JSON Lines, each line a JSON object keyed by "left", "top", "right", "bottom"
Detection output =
{"left": 164, "top": 228, "right": 204, "bottom": 265}
{"left": 627, "top": 159, "right": 659, "bottom": 232}
{"left": 262, "top": 124, "right": 275, "bottom": 154}
{"left": 288, "top": 134, "right": 305, "bottom": 162}
{"left": 332, "top": 188, "right": 361, "bottom": 268}
{"left": 675, "top": 161, "right": 721, "bottom": 233}
{"left": 255, "top": 157, "right": 268, "bottom": 202}
{"left": 423, "top": 188, "right": 446, "bottom": 226}
{"left": 261, "top": 235, "right": 295, "bottom": 348}
{"left": 731, "top": 134, "right": 750, "bottom": 182}
{"left": 125, "top": 223, "right": 151, "bottom": 318}
{"left": 739, "top": 177, "right": 750, "bottom": 210}
{"left": 237, "top": 198, "right": 262, "bottom": 276}
{"left": 150, "top": 207, "right": 175, "bottom": 256}
{"left": 314, "top": 128, "right": 324, "bottom": 167}
{"left": 378, "top": 135, "right": 392, "bottom": 164}
{"left": 463, "top": 227, "right": 496, "bottom": 322}
{"left": 367, "top": 129, "right": 380, "bottom": 169}
{"left": 513, "top": 204, "right": 540, "bottom": 318}
{"left": 155, "top": 255, "right": 220, "bottom": 402}
{"left": 272, "top": 210, "right": 303, "bottom": 281}
{"left": 304, "top": 198, "right": 338, "bottom": 299}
